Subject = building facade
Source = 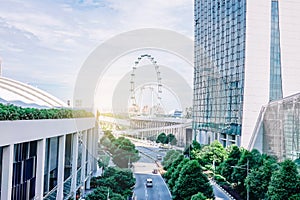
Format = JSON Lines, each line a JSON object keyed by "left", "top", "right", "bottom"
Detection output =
{"left": 0, "top": 118, "right": 98, "bottom": 200}
{"left": 193, "top": 0, "right": 300, "bottom": 148}
{"left": 0, "top": 72, "right": 101, "bottom": 200}
{"left": 248, "top": 93, "right": 300, "bottom": 161}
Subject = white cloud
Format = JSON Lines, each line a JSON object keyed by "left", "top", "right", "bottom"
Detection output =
{"left": 0, "top": 0, "right": 194, "bottom": 102}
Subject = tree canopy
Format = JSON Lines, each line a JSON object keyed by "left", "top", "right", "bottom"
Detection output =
{"left": 184, "top": 140, "right": 201, "bottom": 158}
{"left": 217, "top": 145, "right": 241, "bottom": 182}
{"left": 172, "top": 160, "right": 214, "bottom": 200}
{"left": 267, "top": 160, "right": 300, "bottom": 200}
{"left": 193, "top": 140, "right": 228, "bottom": 167}
{"left": 156, "top": 133, "right": 177, "bottom": 145}
{"left": 161, "top": 149, "right": 181, "bottom": 169}
{"left": 245, "top": 156, "right": 278, "bottom": 199}
{"left": 100, "top": 134, "right": 140, "bottom": 168}
{"left": 163, "top": 154, "right": 184, "bottom": 181}
{"left": 191, "top": 192, "right": 208, "bottom": 200}
{"left": 89, "top": 167, "right": 135, "bottom": 200}
{"left": 111, "top": 137, "right": 140, "bottom": 168}
{"left": 156, "top": 132, "right": 167, "bottom": 144}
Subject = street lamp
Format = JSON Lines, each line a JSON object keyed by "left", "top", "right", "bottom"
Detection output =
{"left": 231, "top": 159, "right": 249, "bottom": 200}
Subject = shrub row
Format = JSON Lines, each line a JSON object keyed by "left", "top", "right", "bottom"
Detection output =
{"left": 0, "top": 103, "right": 94, "bottom": 120}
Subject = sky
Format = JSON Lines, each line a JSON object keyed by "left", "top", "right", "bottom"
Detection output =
{"left": 0, "top": 0, "right": 194, "bottom": 107}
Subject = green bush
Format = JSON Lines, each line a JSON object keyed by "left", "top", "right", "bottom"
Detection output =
{"left": 0, "top": 103, "right": 94, "bottom": 120}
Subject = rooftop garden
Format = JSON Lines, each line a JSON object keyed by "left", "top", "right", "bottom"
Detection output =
{"left": 0, "top": 103, "right": 94, "bottom": 121}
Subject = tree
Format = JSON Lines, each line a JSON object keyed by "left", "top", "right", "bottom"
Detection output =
{"left": 163, "top": 154, "right": 184, "bottom": 181}
{"left": 90, "top": 167, "right": 135, "bottom": 199}
{"left": 289, "top": 193, "right": 300, "bottom": 200}
{"left": 86, "top": 187, "right": 125, "bottom": 200}
{"left": 162, "top": 150, "right": 181, "bottom": 170}
{"left": 217, "top": 145, "right": 241, "bottom": 182}
{"left": 110, "top": 137, "right": 140, "bottom": 168}
{"left": 100, "top": 136, "right": 111, "bottom": 149}
{"left": 191, "top": 192, "right": 207, "bottom": 200}
{"left": 111, "top": 169, "right": 135, "bottom": 197}
{"left": 98, "top": 154, "right": 110, "bottom": 169}
{"left": 156, "top": 132, "right": 167, "bottom": 144}
{"left": 168, "top": 158, "right": 189, "bottom": 191}
{"left": 267, "top": 160, "right": 300, "bottom": 200}
{"left": 245, "top": 156, "right": 278, "bottom": 199}
{"left": 231, "top": 149, "right": 263, "bottom": 198}
{"left": 194, "top": 140, "right": 228, "bottom": 167}
{"left": 172, "top": 160, "right": 214, "bottom": 200}
{"left": 167, "top": 133, "right": 177, "bottom": 145}
{"left": 184, "top": 140, "right": 201, "bottom": 158}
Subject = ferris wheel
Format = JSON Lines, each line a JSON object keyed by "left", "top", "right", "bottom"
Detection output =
{"left": 129, "top": 54, "right": 163, "bottom": 116}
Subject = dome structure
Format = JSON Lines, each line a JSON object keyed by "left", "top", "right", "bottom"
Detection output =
{"left": 0, "top": 76, "right": 68, "bottom": 108}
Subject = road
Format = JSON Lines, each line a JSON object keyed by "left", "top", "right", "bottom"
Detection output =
{"left": 133, "top": 146, "right": 171, "bottom": 200}
{"left": 132, "top": 140, "right": 233, "bottom": 200}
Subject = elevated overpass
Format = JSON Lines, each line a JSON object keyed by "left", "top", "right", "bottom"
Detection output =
{"left": 99, "top": 116, "right": 192, "bottom": 147}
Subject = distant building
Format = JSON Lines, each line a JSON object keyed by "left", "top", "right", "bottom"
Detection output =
{"left": 193, "top": 0, "right": 300, "bottom": 149}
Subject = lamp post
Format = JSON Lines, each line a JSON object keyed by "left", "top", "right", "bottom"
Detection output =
{"left": 231, "top": 159, "right": 249, "bottom": 200}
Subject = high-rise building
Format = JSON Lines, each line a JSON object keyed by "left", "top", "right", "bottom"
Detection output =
{"left": 193, "top": 0, "right": 300, "bottom": 148}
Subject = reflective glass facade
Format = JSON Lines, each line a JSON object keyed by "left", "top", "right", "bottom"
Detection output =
{"left": 269, "top": 0, "right": 283, "bottom": 102}
{"left": 193, "top": 0, "right": 246, "bottom": 139}
{"left": 262, "top": 94, "right": 300, "bottom": 161}
{"left": 12, "top": 141, "right": 37, "bottom": 200}
{"left": 43, "top": 137, "right": 59, "bottom": 197}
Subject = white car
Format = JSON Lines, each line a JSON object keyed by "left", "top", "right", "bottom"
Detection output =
{"left": 156, "top": 155, "right": 162, "bottom": 160}
{"left": 146, "top": 178, "right": 153, "bottom": 187}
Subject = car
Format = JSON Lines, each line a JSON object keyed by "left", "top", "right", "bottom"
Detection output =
{"left": 156, "top": 155, "right": 162, "bottom": 160}
{"left": 146, "top": 178, "right": 153, "bottom": 187}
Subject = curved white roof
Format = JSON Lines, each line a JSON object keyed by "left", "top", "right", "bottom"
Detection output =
{"left": 0, "top": 76, "right": 68, "bottom": 108}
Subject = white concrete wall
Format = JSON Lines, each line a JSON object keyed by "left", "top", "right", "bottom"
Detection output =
{"left": 0, "top": 118, "right": 97, "bottom": 199}
{"left": 0, "top": 118, "right": 95, "bottom": 146}
{"left": 242, "top": 0, "right": 271, "bottom": 147}
{"left": 279, "top": 0, "right": 300, "bottom": 97}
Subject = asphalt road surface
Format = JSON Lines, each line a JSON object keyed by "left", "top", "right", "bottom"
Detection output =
{"left": 133, "top": 146, "right": 171, "bottom": 200}
{"left": 132, "top": 141, "right": 233, "bottom": 200}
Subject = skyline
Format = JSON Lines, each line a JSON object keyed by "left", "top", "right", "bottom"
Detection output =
{"left": 0, "top": 0, "right": 194, "bottom": 104}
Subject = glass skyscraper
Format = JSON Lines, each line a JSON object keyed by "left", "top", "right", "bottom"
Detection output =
{"left": 193, "top": 0, "right": 288, "bottom": 147}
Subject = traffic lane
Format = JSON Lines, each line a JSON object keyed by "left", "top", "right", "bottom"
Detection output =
{"left": 137, "top": 146, "right": 166, "bottom": 156}
{"left": 137, "top": 153, "right": 154, "bottom": 163}
{"left": 137, "top": 146, "right": 165, "bottom": 160}
{"left": 134, "top": 173, "right": 171, "bottom": 200}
